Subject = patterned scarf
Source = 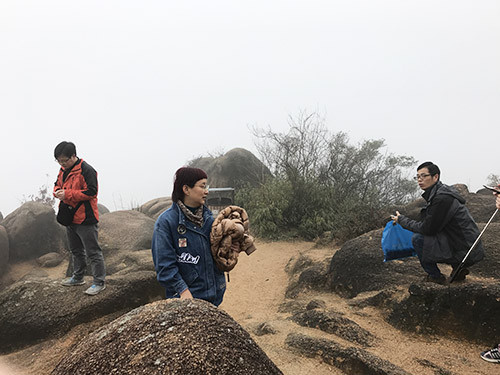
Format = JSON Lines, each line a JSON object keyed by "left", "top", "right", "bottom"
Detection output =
{"left": 177, "top": 200, "right": 204, "bottom": 227}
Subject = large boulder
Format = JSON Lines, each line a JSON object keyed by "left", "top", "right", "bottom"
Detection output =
{"left": 285, "top": 254, "right": 331, "bottom": 299}
{"left": 464, "top": 192, "right": 499, "bottom": 224}
{"left": 476, "top": 187, "right": 494, "bottom": 196}
{"left": 105, "top": 249, "right": 155, "bottom": 275}
{"left": 36, "top": 252, "right": 63, "bottom": 268}
{"left": 326, "top": 229, "right": 422, "bottom": 298}
{"left": 52, "top": 299, "right": 283, "bottom": 375}
{"left": 190, "top": 148, "right": 272, "bottom": 188}
{"left": 97, "top": 203, "right": 110, "bottom": 215}
{"left": 0, "top": 226, "right": 9, "bottom": 276}
{"left": 388, "top": 282, "right": 500, "bottom": 345}
{"left": 326, "top": 222, "right": 500, "bottom": 298}
{"left": 2, "top": 202, "right": 66, "bottom": 261}
{"left": 137, "top": 197, "right": 172, "bottom": 221}
{"left": 98, "top": 210, "right": 155, "bottom": 252}
{"left": 0, "top": 270, "right": 164, "bottom": 353}
{"left": 473, "top": 222, "right": 500, "bottom": 279}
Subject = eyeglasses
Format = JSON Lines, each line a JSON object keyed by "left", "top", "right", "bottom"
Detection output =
{"left": 56, "top": 158, "right": 71, "bottom": 164}
{"left": 195, "top": 184, "right": 209, "bottom": 191}
{"left": 414, "top": 173, "right": 431, "bottom": 181}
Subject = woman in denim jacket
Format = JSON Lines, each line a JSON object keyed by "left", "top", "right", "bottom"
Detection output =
{"left": 152, "top": 167, "right": 226, "bottom": 306}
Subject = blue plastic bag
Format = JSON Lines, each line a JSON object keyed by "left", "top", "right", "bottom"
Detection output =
{"left": 381, "top": 221, "right": 415, "bottom": 262}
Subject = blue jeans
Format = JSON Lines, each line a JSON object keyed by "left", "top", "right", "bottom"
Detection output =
{"left": 412, "top": 233, "right": 443, "bottom": 278}
{"left": 66, "top": 224, "right": 106, "bottom": 285}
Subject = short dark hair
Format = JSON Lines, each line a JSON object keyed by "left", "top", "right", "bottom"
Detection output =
{"left": 54, "top": 141, "right": 77, "bottom": 159}
{"left": 171, "top": 167, "right": 208, "bottom": 203}
{"left": 417, "top": 161, "right": 440, "bottom": 177}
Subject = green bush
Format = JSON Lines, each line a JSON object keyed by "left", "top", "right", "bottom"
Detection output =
{"left": 237, "top": 112, "right": 419, "bottom": 243}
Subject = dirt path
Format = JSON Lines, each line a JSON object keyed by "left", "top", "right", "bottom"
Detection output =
{"left": 220, "top": 240, "right": 496, "bottom": 375}
{"left": 220, "top": 240, "right": 342, "bottom": 374}
{"left": 1, "top": 240, "right": 498, "bottom": 374}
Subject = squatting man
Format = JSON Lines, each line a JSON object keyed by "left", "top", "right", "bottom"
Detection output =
{"left": 391, "top": 161, "right": 484, "bottom": 284}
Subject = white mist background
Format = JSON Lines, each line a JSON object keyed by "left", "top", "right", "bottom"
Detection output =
{"left": 0, "top": 0, "right": 499, "bottom": 216}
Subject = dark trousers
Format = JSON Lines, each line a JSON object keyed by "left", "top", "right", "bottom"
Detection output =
{"left": 412, "top": 233, "right": 459, "bottom": 278}
{"left": 412, "top": 233, "right": 442, "bottom": 278}
{"left": 66, "top": 224, "right": 106, "bottom": 285}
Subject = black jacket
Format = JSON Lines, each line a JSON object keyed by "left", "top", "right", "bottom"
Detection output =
{"left": 398, "top": 181, "right": 484, "bottom": 265}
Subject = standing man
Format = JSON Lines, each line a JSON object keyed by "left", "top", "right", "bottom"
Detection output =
{"left": 54, "top": 141, "right": 106, "bottom": 295}
{"left": 391, "top": 161, "right": 484, "bottom": 284}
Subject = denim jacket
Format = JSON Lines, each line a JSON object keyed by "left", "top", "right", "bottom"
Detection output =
{"left": 152, "top": 202, "right": 226, "bottom": 306}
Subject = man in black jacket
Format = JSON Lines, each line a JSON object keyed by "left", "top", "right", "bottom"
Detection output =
{"left": 391, "top": 161, "right": 484, "bottom": 284}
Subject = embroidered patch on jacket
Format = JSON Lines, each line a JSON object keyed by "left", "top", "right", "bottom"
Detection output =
{"left": 177, "top": 252, "right": 200, "bottom": 264}
{"left": 178, "top": 238, "right": 187, "bottom": 247}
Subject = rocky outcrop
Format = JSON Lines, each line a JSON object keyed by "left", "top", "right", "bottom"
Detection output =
{"left": 254, "top": 322, "right": 278, "bottom": 336}
{"left": 286, "top": 333, "right": 409, "bottom": 375}
{"left": 137, "top": 197, "right": 172, "bottom": 220}
{"left": 0, "top": 226, "right": 8, "bottom": 276}
{"left": 472, "top": 222, "right": 500, "bottom": 279}
{"left": 190, "top": 148, "right": 272, "bottom": 188}
{"left": 476, "top": 187, "right": 493, "bottom": 195}
{"left": 97, "top": 203, "right": 110, "bottom": 215}
{"left": 105, "top": 249, "right": 155, "bottom": 275}
{"left": 291, "top": 308, "right": 376, "bottom": 347}
{"left": 36, "top": 252, "right": 63, "bottom": 268}
{"left": 0, "top": 271, "right": 164, "bottom": 353}
{"left": 52, "top": 299, "right": 283, "bottom": 375}
{"left": 388, "top": 282, "right": 500, "bottom": 344}
{"left": 326, "top": 229, "right": 422, "bottom": 298}
{"left": 98, "top": 210, "right": 155, "bottom": 252}
{"left": 464, "top": 192, "right": 498, "bottom": 224}
{"left": 2, "top": 202, "right": 66, "bottom": 261}
{"left": 285, "top": 255, "right": 330, "bottom": 299}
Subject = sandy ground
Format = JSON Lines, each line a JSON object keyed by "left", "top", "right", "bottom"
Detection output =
{"left": 223, "top": 240, "right": 498, "bottom": 375}
{"left": 1, "top": 240, "right": 499, "bottom": 374}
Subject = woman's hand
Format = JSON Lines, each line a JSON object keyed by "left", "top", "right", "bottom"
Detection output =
{"left": 179, "top": 288, "right": 193, "bottom": 300}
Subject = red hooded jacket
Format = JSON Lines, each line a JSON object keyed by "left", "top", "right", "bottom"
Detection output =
{"left": 53, "top": 158, "right": 99, "bottom": 225}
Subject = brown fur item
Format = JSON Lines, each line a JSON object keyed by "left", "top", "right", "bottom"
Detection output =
{"left": 210, "top": 205, "right": 256, "bottom": 272}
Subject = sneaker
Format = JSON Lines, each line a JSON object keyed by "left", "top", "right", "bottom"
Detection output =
{"left": 480, "top": 344, "right": 500, "bottom": 363}
{"left": 423, "top": 274, "right": 447, "bottom": 285}
{"left": 84, "top": 284, "right": 106, "bottom": 296}
{"left": 61, "top": 277, "right": 85, "bottom": 286}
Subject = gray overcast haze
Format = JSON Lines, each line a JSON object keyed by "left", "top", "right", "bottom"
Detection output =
{"left": 1, "top": 0, "right": 499, "bottom": 216}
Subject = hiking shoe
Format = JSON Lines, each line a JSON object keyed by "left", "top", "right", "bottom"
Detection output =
{"left": 423, "top": 274, "right": 446, "bottom": 285}
{"left": 481, "top": 344, "right": 500, "bottom": 363}
{"left": 451, "top": 267, "right": 469, "bottom": 282}
{"left": 84, "top": 284, "right": 106, "bottom": 296}
{"left": 61, "top": 277, "right": 85, "bottom": 286}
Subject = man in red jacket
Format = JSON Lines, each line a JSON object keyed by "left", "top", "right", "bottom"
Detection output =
{"left": 53, "top": 141, "right": 106, "bottom": 295}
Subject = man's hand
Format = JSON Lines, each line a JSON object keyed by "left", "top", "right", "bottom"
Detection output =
{"left": 54, "top": 190, "right": 65, "bottom": 200}
{"left": 390, "top": 211, "right": 401, "bottom": 224}
{"left": 496, "top": 194, "right": 500, "bottom": 210}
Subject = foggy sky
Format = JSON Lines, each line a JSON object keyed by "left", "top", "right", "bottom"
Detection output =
{"left": 1, "top": 0, "right": 499, "bottom": 217}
